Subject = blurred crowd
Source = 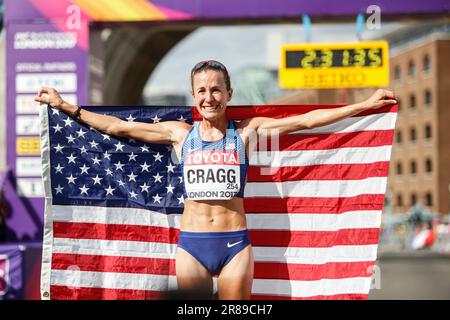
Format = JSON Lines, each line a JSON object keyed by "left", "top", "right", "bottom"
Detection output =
{"left": 379, "top": 205, "right": 450, "bottom": 254}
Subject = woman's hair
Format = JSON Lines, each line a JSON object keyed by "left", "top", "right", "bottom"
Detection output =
{"left": 190, "top": 60, "right": 231, "bottom": 91}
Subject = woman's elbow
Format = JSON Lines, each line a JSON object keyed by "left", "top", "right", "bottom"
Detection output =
{"left": 106, "top": 122, "right": 127, "bottom": 137}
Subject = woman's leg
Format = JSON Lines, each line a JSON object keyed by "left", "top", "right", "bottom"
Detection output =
{"left": 217, "top": 245, "right": 254, "bottom": 300}
{"left": 175, "top": 247, "right": 214, "bottom": 298}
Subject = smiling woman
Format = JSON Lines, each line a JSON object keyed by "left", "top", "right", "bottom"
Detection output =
{"left": 35, "top": 58, "right": 396, "bottom": 299}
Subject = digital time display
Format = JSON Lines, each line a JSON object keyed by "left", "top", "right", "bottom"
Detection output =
{"left": 279, "top": 41, "right": 389, "bottom": 89}
{"left": 285, "top": 48, "right": 383, "bottom": 68}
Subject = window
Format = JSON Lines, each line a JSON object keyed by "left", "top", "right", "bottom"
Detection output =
{"left": 397, "top": 194, "right": 403, "bottom": 207}
{"left": 394, "top": 65, "right": 401, "bottom": 80}
{"left": 410, "top": 127, "right": 417, "bottom": 142}
{"left": 396, "top": 131, "right": 402, "bottom": 143}
{"left": 409, "top": 94, "right": 416, "bottom": 110}
{"left": 411, "top": 193, "right": 417, "bottom": 206}
{"left": 425, "top": 124, "right": 432, "bottom": 140}
{"left": 396, "top": 162, "right": 403, "bottom": 175}
{"left": 425, "top": 158, "right": 432, "bottom": 173}
{"left": 423, "top": 55, "right": 431, "bottom": 73}
{"left": 425, "top": 90, "right": 432, "bottom": 106}
{"left": 425, "top": 193, "right": 433, "bottom": 207}
{"left": 408, "top": 61, "right": 416, "bottom": 77}
{"left": 410, "top": 160, "right": 417, "bottom": 174}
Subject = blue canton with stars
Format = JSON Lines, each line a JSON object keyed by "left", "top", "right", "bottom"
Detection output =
{"left": 47, "top": 105, "right": 192, "bottom": 214}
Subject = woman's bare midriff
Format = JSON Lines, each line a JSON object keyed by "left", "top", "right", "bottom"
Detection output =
{"left": 180, "top": 197, "right": 247, "bottom": 232}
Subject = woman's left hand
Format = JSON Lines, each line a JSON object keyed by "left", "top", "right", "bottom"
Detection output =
{"left": 362, "top": 89, "right": 397, "bottom": 110}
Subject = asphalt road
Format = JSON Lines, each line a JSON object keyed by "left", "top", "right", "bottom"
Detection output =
{"left": 369, "top": 252, "right": 450, "bottom": 300}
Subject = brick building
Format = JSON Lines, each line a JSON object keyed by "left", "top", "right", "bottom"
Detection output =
{"left": 271, "top": 24, "right": 450, "bottom": 217}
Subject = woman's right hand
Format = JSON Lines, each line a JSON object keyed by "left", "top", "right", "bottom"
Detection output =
{"left": 34, "top": 87, "right": 65, "bottom": 109}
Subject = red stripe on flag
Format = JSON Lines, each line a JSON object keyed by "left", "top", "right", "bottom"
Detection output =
{"left": 259, "top": 130, "right": 394, "bottom": 151}
{"left": 50, "top": 285, "right": 163, "bottom": 300}
{"left": 244, "top": 194, "right": 385, "bottom": 213}
{"left": 192, "top": 105, "right": 397, "bottom": 121}
{"left": 251, "top": 293, "right": 368, "bottom": 300}
{"left": 249, "top": 228, "right": 379, "bottom": 247}
{"left": 53, "top": 222, "right": 179, "bottom": 243}
{"left": 52, "top": 253, "right": 176, "bottom": 275}
{"left": 248, "top": 162, "right": 390, "bottom": 182}
{"left": 254, "top": 261, "right": 375, "bottom": 281}
{"left": 52, "top": 222, "right": 378, "bottom": 247}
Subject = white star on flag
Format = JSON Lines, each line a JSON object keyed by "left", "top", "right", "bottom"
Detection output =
{"left": 92, "top": 175, "right": 103, "bottom": 185}
{"left": 151, "top": 115, "right": 161, "bottom": 123}
{"left": 166, "top": 163, "right": 175, "bottom": 173}
{"left": 103, "top": 151, "right": 111, "bottom": 160}
{"left": 66, "top": 174, "right": 77, "bottom": 184}
{"left": 54, "top": 164, "right": 64, "bottom": 174}
{"left": 53, "top": 144, "right": 64, "bottom": 153}
{"left": 63, "top": 117, "right": 73, "bottom": 127}
{"left": 105, "top": 186, "right": 115, "bottom": 196}
{"left": 76, "top": 128, "right": 87, "bottom": 138}
{"left": 79, "top": 184, "right": 89, "bottom": 195}
{"left": 177, "top": 115, "right": 186, "bottom": 122}
{"left": 79, "top": 164, "right": 90, "bottom": 175}
{"left": 177, "top": 195, "right": 184, "bottom": 204}
{"left": 129, "top": 191, "right": 138, "bottom": 199}
{"left": 139, "top": 183, "right": 150, "bottom": 193}
{"left": 89, "top": 140, "right": 99, "bottom": 149}
{"left": 128, "top": 152, "right": 138, "bottom": 161}
{"left": 54, "top": 184, "right": 64, "bottom": 194}
{"left": 126, "top": 114, "right": 136, "bottom": 122}
{"left": 140, "top": 162, "right": 151, "bottom": 172}
{"left": 102, "top": 134, "right": 111, "bottom": 141}
{"left": 92, "top": 156, "right": 101, "bottom": 165}
{"left": 115, "top": 141, "right": 125, "bottom": 151}
{"left": 127, "top": 172, "right": 137, "bottom": 182}
{"left": 105, "top": 168, "right": 113, "bottom": 176}
{"left": 53, "top": 124, "right": 63, "bottom": 133}
{"left": 140, "top": 145, "right": 149, "bottom": 152}
{"left": 114, "top": 161, "right": 125, "bottom": 171}
{"left": 166, "top": 184, "right": 175, "bottom": 194}
{"left": 51, "top": 108, "right": 60, "bottom": 115}
{"left": 66, "top": 135, "right": 76, "bottom": 143}
{"left": 66, "top": 154, "right": 77, "bottom": 164}
{"left": 153, "top": 152, "right": 163, "bottom": 162}
{"left": 80, "top": 146, "right": 88, "bottom": 154}
{"left": 153, "top": 172, "right": 163, "bottom": 183}
{"left": 152, "top": 193, "right": 162, "bottom": 203}
{"left": 117, "top": 180, "right": 126, "bottom": 187}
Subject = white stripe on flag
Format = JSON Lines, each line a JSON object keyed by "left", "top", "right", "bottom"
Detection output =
{"left": 245, "top": 177, "right": 387, "bottom": 198}
{"left": 51, "top": 205, "right": 181, "bottom": 227}
{"left": 51, "top": 269, "right": 372, "bottom": 298}
{"left": 50, "top": 269, "right": 178, "bottom": 291}
{"left": 249, "top": 146, "right": 392, "bottom": 166}
{"left": 252, "top": 277, "right": 372, "bottom": 297}
{"left": 51, "top": 205, "right": 380, "bottom": 231}
{"left": 246, "top": 211, "right": 382, "bottom": 231}
{"left": 291, "top": 112, "right": 397, "bottom": 134}
{"left": 52, "top": 238, "right": 378, "bottom": 264}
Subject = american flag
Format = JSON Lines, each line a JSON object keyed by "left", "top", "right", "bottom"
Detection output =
{"left": 39, "top": 103, "right": 397, "bottom": 300}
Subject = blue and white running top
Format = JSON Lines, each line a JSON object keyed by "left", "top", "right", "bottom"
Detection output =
{"left": 180, "top": 120, "right": 248, "bottom": 200}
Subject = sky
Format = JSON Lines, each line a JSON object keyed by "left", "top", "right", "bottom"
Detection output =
{"left": 143, "top": 22, "right": 405, "bottom": 104}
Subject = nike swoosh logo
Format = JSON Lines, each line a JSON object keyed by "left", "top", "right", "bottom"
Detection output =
{"left": 227, "top": 240, "right": 244, "bottom": 248}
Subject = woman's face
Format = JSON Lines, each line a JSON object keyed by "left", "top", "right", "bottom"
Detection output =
{"left": 192, "top": 69, "right": 232, "bottom": 122}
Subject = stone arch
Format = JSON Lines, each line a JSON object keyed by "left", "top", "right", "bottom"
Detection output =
{"left": 92, "top": 24, "right": 197, "bottom": 105}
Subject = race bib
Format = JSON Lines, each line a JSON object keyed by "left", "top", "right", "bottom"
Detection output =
{"left": 183, "top": 149, "right": 240, "bottom": 200}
